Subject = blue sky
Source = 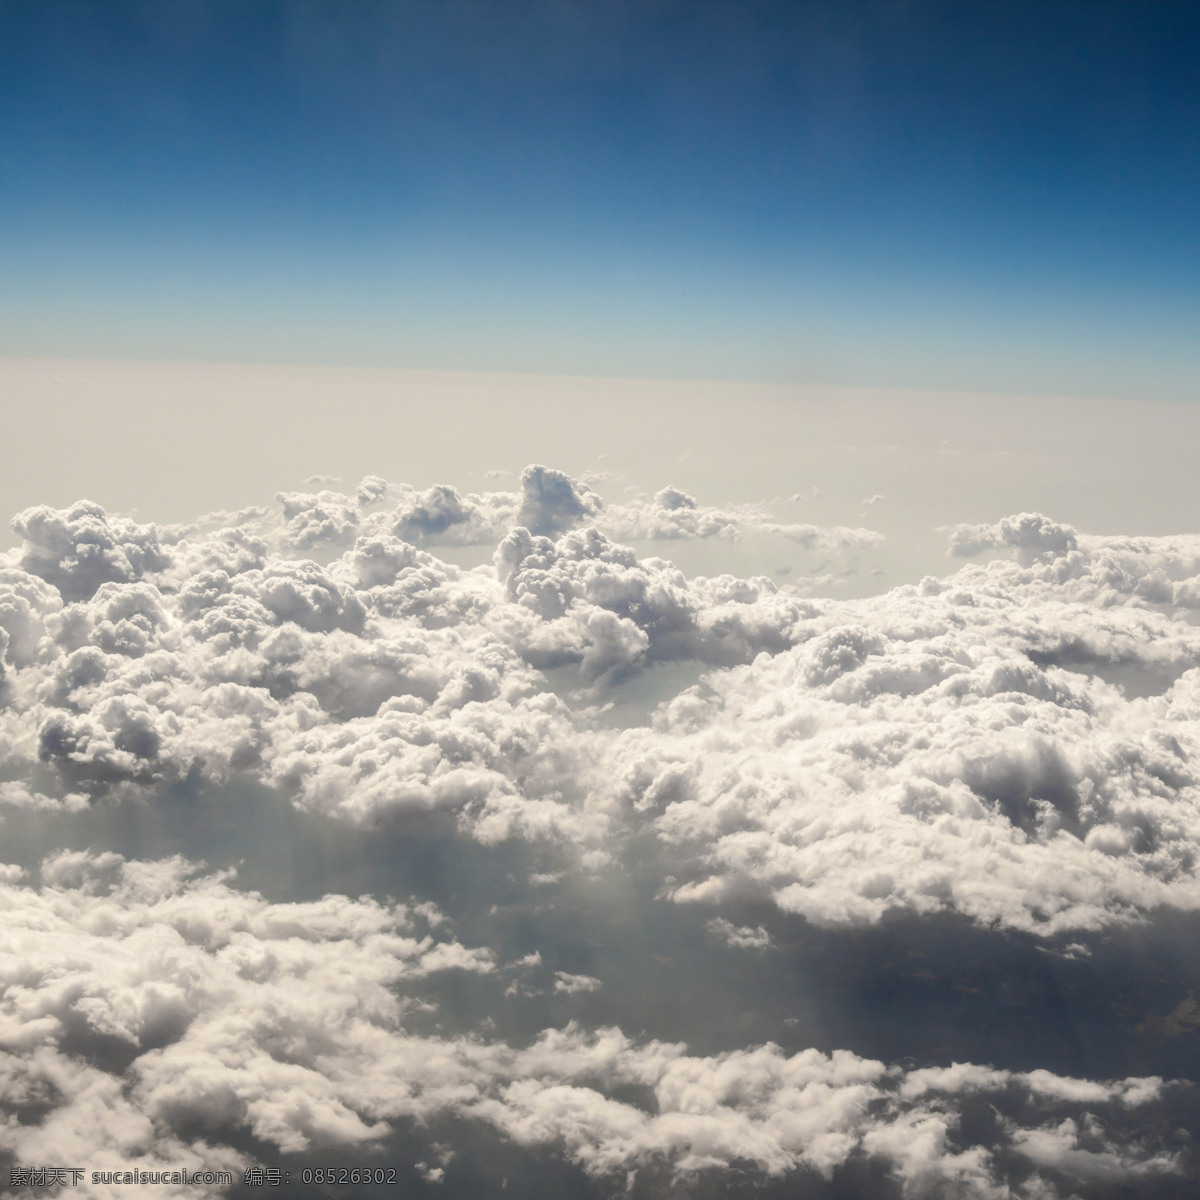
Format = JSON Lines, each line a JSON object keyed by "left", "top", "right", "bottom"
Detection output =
{"left": 2, "top": 0, "right": 1198, "bottom": 397}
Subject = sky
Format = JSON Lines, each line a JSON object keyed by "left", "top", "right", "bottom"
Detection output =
{"left": 2, "top": 0, "right": 1199, "bottom": 397}
{"left": 3, "top": 5, "right": 1200, "bottom": 1200}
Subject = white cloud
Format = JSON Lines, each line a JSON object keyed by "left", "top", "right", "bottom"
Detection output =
{"left": 11, "top": 502, "right": 170, "bottom": 602}
{"left": 0, "top": 849, "right": 1179, "bottom": 1197}
{"left": 7, "top": 485, "right": 1200, "bottom": 939}
{"left": 622, "top": 645, "right": 1200, "bottom": 932}
{"left": 945, "top": 513, "right": 1079, "bottom": 562}
{"left": 758, "top": 522, "right": 885, "bottom": 552}
{"left": 5, "top": 471, "right": 1199, "bottom": 1197}
{"left": 602, "top": 487, "right": 746, "bottom": 541}
{"left": 553, "top": 971, "right": 602, "bottom": 994}
{"left": 0, "top": 851, "right": 492, "bottom": 1191}
{"left": 275, "top": 488, "right": 360, "bottom": 550}
{"left": 706, "top": 918, "right": 772, "bottom": 949}
{"left": 599, "top": 526, "right": 1200, "bottom": 935}
{"left": 0, "top": 780, "right": 88, "bottom": 812}
{"left": 1011, "top": 1117, "right": 1176, "bottom": 1182}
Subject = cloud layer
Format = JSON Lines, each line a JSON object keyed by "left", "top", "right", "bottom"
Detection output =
{"left": 603, "top": 520, "right": 1200, "bottom": 934}
{"left": 5, "top": 481, "right": 1200, "bottom": 940}
{"left": 0, "top": 851, "right": 1180, "bottom": 1198}
{"left": 3, "top": 471, "right": 1200, "bottom": 1194}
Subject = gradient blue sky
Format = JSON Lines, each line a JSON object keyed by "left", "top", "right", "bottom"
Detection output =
{"left": 2, "top": 0, "right": 1198, "bottom": 398}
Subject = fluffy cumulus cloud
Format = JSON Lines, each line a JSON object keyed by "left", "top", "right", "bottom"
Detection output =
{"left": 4, "top": 477, "right": 1200, "bottom": 1193}
{"left": 473, "top": 1035, "right": 1174, "bottom": 1193}
{"left": 266, "top": 467, "right": 881, "bottom": 555}
{"left": 945, "top": 514, "right": 1079, "bottom": 563}
{"left": 603, "top": 486, "right": 748, "bottom": 541}
{"left": 270, "top": 465, "right": 604, "bottom": 553}
{"left": 5, "top": 486, "right": 1200, "bottom": 933}
{"left": 1, "top": 510, "right": 597, "bottom": 842}
{"left": 0, "top": 851, "right": 1176, "bottom": 1199}
{"left": 0, "top": 851, "right": 492, "bottom": 1197}
{"left": 706, "top": 917, "right": 772, "bottom": 949}
{"left": 10, "top": 502, "right": 171, "bottom": 603}
{"left": 492, "top": 523, "right": 812, "bottom": 682}
{"left": 0, "top": 472, "right": 832, "bottom": 845}
{"left": 601, "top": 520, "right": 1200, "bottom": 935}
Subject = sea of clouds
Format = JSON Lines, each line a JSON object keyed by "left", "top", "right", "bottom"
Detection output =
{"left": 1, "top": 465, "right": 1198, "bottom": 1197}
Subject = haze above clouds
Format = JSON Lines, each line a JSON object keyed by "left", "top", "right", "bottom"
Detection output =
{"left": 5, "top": 357, "right": 1200, "bottom": 591}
